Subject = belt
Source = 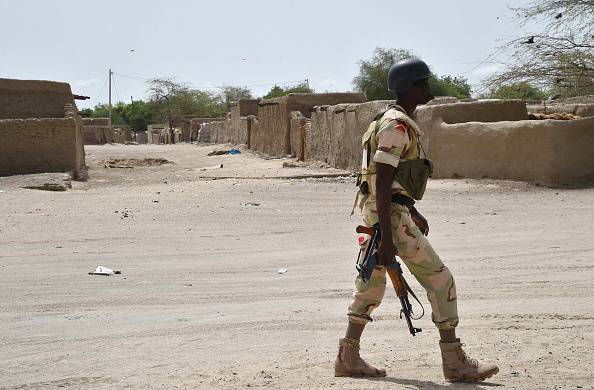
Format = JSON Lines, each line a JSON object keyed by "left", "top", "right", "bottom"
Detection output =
{"left": 391, "top": 193, "right": 415, "bottom": 208}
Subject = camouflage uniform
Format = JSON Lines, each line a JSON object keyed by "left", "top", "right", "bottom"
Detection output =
{"left": 348, "top": 105, "right": 458, "bottom": 330}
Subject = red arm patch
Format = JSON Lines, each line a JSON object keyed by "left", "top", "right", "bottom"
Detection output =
{"left": 395, "top": 120, "right": 408, "bottom": 134}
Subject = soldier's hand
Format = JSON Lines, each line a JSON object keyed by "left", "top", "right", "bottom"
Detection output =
{"left": 377, "top": 240, "right": 396, "bottom": 266}
{"left": 410, "top": 207, "right": 429, "bottom": 236}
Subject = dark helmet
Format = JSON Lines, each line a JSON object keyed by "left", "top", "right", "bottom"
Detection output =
{"left": 388, "top": 58, "right": 433, "bottom": 93}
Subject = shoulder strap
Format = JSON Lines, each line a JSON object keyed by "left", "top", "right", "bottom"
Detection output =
{"left": 366, "top": 109, "right": 389, "bottom": 169}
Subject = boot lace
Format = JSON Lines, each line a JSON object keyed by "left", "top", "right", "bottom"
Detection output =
{"left": 460, "top": 344, "right": 478, "bottom": 367}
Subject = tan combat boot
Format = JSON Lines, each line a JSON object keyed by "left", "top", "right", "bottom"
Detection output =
{"left": 439, "top": 339, "right": 499, "bottom": 382}
{"left": 334, "top": 337, "right": 386, "bottom": 377}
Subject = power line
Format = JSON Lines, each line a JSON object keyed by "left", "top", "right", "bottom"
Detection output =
{"left": 112, "top": 71, "right": 149, "bottom": 82}
{"left": 95, "top": 76, "right": 108, "bottom": 102}
{"left": 113, "top": 70, "right": 308, "bottom": 90}
{"left": 112, "top": 74, "right": 122, "bottom": 103}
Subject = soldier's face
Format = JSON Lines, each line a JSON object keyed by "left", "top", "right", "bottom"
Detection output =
{"left": 411, "top": 78, "right": 434, "bottom": 104}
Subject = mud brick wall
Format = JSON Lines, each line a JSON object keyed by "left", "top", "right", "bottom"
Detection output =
{"left": 0, "top": 78, "right": 76, "bottom": 119}
{"left": 253, "top": 93, "right": 367, "bottom": 157}
{"left": 81, "top": 118, "right": 113, "bottom": 144}
{"left": 526, "top": 103, "right": 594, "bottom": 118}
{"left": 289, "top": 112, "right": 310, "bottom": 161}
{"left": 309, "top": 99, "right": 593, "bottom": 186}
{"left": 414, "top": 100, "right": 529, "bottom": 154}
{"left": 0, "top": 118, "right": 86, "bottom": 179}
{"left": 238, "top": 99, "right": 259, "bottom": 116}
{"left": 430, "top": 117, "right": 594, "bottom": 186}
{"left": 309, "top": 100, "right": 392, "bottom": 171}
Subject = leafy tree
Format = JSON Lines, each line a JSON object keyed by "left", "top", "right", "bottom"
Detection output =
{"left": 191, "top": 90, "right": 227, "bottom": 117}
{"left": 147, "top": 77, "right": 190, "bottom": 129}
{"left": 353, "top": 47, "right": 472, "bottom": 100}
{"left": 353, "top": 47, "right": 414, "bottom": 100}
{"left": 429, "top": 76, "right": 472, "bottom": 99}
{"left": 262, "top": 82, "right": 313, "bottom": 99}
{"left": 121, "top": 100, "right": 154, "bottom": 131}
{"left": 485, "top": 82, "right": 548, "bottom": 100}
{"left": 484, "top": 0, "right": 594, "bottom": 98}
{"left": 79, "top": 108, "right": 93, "bottom": 118}
{"left": 147, "top": 78, "right": 231, "bottom": 129}
{"left": 89, "top": 103, "right": 126, "bottom": 125}
{"left": 221, "top": 85, "right": 253, "bottom": 106}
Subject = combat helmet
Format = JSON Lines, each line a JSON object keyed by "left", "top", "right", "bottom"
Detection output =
{"left": 388, "top": 58, "right": 433, "bottom": 93}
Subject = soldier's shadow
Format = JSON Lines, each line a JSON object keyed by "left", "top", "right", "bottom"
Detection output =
{"left": 361, "top": 377, "right": 504, "bottom": 389}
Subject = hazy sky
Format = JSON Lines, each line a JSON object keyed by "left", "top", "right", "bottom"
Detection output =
{"left": 0, "top": 0, "right": 534, "bottom": 108}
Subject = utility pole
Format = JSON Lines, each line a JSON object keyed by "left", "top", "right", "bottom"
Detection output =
{"left": 108, "top": 69, "right": 113, "bottom": 133}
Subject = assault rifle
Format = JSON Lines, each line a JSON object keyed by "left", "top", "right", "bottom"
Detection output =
{"left": 356, "top": 223, "right": 424, "bottom": 336}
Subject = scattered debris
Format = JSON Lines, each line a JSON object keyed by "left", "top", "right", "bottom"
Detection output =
{"left": 23, "top": 182, "right": 69, "bottom": 192}
{"left": 124, "top": 141, "right": 138, "bottom": 145}
{"left": 229, "top": 148, "right": 241, "bottom": 155}
{"left": 282, "top": 161, "right": 305, "bottom": 168}
{"left": 99, "top": 158, "right": 173, "bottom": 168}
{"left": 199, "top": 164, "right": 224, "bottom": 171}
{"left": 88, "top": 266, "right": 121, "bottom": 276}
{"left": 528, "top": 112, "right": 578, "bottom": 120}
{"left": 277, "top": 268, "right": 288, "bottom": 274}
{"left": 243, "top": 202, "right": 261, "bottom": 207}
{"left": 207, "top": 149, "right": 232, "bottom": 156}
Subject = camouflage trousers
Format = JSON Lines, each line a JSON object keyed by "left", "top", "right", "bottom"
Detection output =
{"left": 348, "top": 202, "right": 459, "bottom": 330}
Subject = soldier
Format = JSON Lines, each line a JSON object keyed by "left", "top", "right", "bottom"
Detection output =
{"left": 334, "top": 58, "right": 499, "bottom": 382}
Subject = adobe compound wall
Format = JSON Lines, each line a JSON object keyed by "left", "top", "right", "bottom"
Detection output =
{"left": 0, "top": 78, "right": 87, "bottom": 180}
{"left": 251, "top": 93, "right": 367, "bottom": 157}
{"left": 308, "top": 99, "right": 593, "bottom": 186}
{"left": 429, "top": 117, "right": 594, "bottom": 186}
{"left": 0, "top": 78, "right": 76, "bottom": 120}
{"left": 308, "top": 101, "right": 392, "bottom": 171}
{"left": 0, "top": 117, "right": 86, "bottom": 180}
{"left": 82, "top": 118, "right": 114, "bottom": 144}
{"left": 199, "top": 99, "right": 260, "bottom": 145}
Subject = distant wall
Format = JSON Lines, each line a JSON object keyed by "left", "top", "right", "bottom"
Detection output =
{"left": 309, "top": 101, "right": 391, "bottom": 170}
{"left": 113, "top": 126, "right": 132, "bottom": 143}
{"left": 0, "top": 117, "right": 86, "bottom": 179}
{"left": 0, "top": 78, "right": 76, "bottom": 120}
{"left": 430, "top": 117, "right": 594, "bottom": 186}
{"left": 414, "top": 100, "right": 529, "bottom": 155}
{"left": 289, "top": 112, "right": 309, "bottom": 161}
{"left": 238, "top": 99, "right": 259, "bottom": 116}
{"left": 82, "top": 118, "right": 113, "bottom": 144}
{"left": 527, "top": 103, "right": 594, "bottom": 118}
{"left": 135, "top": 131, "right": 148, "bottom": 144}
{"left": 253, "top": 93, "right": 367, "bottom": 157}
{"left": 198, "top": 106, "right": 250, "bottom": 145}
{"left": 307, "top": 99, "right": 593, "bottom": 186}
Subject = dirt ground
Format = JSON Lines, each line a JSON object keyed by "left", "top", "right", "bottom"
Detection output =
{"left": 1, "top": 144, "right": 593, "bottom": 390}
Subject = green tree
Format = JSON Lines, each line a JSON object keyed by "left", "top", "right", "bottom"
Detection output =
{"left": 221, "top": 85, "right": 253, "bottom": 106}
{"left": 486, "top": 82, "right": 547, "bottom": 100}
{"left": 147, "top": 78, "right": 230, "bottom": 128}
{"left": 262, "top": 82, "right": 313, "bottom": 99}
{"left": 90, "top": 103, "right": 126, "bottom": 125}
{"left": 79, "top": 108, "right": 93, "bottom": 117}
{"left": 352, "top": 47, "right": 414, "bottom": 100}
{"left": 429, "top": 76, "right": 472, "bottom": 99}
{"left": 353, "top": 47, "right": 472, "bottom": 100}
{"left": 484, "top": 0, "right": 593, "bottom": 98}
{"left": 147, "top": 78, "right": 192, "bottom": 129}
{"left": 121, "top": 100, "right": 154, "bottom": 131}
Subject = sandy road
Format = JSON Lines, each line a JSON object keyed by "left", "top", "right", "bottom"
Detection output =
{"left": 1, "top": 144, "right": 593, "bottom": 389}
